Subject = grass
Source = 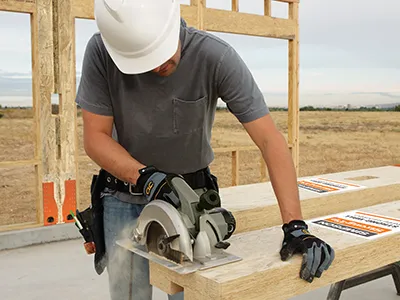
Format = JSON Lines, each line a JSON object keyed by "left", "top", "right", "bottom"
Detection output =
{"left": 1, "top": 108, "right": 399, "bottom": 226}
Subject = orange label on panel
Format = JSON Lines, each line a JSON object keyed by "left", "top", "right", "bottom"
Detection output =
{"left": 325, "top": 217, "right": 391, "bottom": 234}
{"left": 310, "top": 210, "right": 400, "bottom": 240}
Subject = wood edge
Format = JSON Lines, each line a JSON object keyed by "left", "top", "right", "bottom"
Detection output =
{"left": 219, "top": 233, "right": 400, "bottom": 299}
{"left": 231, "top": 183, "right": 400, "bottom": 234}
{"left": 149, "top": 261, "right": 221, "bottom": 299}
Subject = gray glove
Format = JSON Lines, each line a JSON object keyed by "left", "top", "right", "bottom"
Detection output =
{"left": 280, "top": 220, "right": 335, "bottom": 283}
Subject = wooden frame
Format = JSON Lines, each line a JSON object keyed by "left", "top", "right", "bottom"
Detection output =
{"left": 0, "top": 0, "right": 300, "bottom": 231}
{"left": 0, "top": 0, "right": 77, "bottom": 231}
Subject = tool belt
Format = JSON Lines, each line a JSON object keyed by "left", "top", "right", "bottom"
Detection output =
{"left": 102, "top": 167, "right": 219, "bottom": 195}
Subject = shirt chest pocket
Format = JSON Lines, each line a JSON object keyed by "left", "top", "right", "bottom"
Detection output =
{"left": 173, "top": 96, "right": 208, "bottom": 135}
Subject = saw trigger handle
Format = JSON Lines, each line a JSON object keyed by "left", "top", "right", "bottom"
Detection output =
{"left": 196, "top": 189, "right": 221, "bottom": 211}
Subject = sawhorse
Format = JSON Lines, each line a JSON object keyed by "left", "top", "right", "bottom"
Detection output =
{"left": 327, "top": 262, "right": 400, "bottom": 300}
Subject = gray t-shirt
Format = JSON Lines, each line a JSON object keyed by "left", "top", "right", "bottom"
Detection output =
{"left": 76, "top": 19, "right": 269, "bottom": 204}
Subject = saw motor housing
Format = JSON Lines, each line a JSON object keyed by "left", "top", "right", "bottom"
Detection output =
{"left": 131, "top": 174, "right": 236, "bottom": 264}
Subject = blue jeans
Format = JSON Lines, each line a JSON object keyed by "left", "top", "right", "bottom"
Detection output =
{"left": 103, "top": 195, "right": 184, "bottom": 300}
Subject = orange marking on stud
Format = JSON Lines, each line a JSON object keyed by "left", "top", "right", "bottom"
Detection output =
{"left": 43, "top": 182, "right": 58, "bottom": 226}
{"left": 62, "top": 180, "right": 77, "bottom": 223}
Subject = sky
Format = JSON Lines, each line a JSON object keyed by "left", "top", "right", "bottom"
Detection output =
{"left": 0, "top": 0, "right": 399, "bottom": 107}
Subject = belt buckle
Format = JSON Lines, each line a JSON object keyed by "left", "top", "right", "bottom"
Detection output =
{"left": 126, "top": 182, "right": 142, "bottom": 196}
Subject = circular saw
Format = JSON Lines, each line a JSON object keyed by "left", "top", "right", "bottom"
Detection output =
{"left": 117, "top": 174, "right": 241, "bottom": 274}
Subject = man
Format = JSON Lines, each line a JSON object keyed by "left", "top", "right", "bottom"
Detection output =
{"left": 76, "top": 0, "right": 335, "bottom": 299}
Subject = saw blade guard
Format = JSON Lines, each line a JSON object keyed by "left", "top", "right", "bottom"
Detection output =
{"left": 132, "top": 200, "right": 194, "bottom": 262}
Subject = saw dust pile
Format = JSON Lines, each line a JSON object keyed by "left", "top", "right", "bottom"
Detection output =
{"left": 1, "top": 108, "right": 399, "bottom": 226}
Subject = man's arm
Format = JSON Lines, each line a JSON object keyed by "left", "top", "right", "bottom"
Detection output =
{"left": 241, "top": 114, "right": 302, "bottom": 223}
{"left": 215, "top": 44, "right": 334, "bottom": 283}
{"left": 81, "top": 109, "right": 145, "bottom": 184}
{"left": 214, "top": 45, "right": 302, "bottom": 222}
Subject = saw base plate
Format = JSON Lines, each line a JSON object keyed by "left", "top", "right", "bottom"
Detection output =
{"left": 117, "top": 238, "right": 242, "bottom": 275}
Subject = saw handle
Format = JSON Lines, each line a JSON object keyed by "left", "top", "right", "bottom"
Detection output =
{"left": 196, "top": 189, "right": 221, "bottom": 211}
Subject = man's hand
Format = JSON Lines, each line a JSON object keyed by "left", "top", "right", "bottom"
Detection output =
{"left": 136, "top": 166, "right": 181, "bottom": 206}
{"left": 280, "top": 220, "right": 335, "bottom": 283}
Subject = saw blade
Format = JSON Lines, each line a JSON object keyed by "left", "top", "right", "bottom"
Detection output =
{"left": 146, "top": 221, "right": 185, "bottom": 265}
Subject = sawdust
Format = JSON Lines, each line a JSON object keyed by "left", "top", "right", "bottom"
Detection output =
{"left": 148, "top": 250, "right": 184, "bottom": 266}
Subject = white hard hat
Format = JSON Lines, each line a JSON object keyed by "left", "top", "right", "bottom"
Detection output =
{"left": 94, "top": 0, "right": 181, "bottom": 74}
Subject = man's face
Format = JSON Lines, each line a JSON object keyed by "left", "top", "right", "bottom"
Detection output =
{"left": 151, "top": 41, "right": 182, "bottom": 77}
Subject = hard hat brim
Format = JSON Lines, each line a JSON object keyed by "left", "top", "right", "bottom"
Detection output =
{"left": 102, "top": 5, "right": 181, "bottom": 75}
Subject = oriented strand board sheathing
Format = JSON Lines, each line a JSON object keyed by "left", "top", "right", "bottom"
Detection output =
{"left": 149, "top": 201, "right": 400, "bottom": 300}
{"left": 219, "top": 166, "right": 400, "bottom": 233}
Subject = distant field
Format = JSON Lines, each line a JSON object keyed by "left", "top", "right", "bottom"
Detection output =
{"left": 1, "top": 108, "right": 399, "bottom": 226}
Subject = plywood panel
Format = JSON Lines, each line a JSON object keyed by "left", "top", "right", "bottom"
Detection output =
{"left": 221, "top": 166, "right": 400, "bottom": 233}
{"left": 148, "top": 201, "right": 400, "bottom": 299}
{"left": 0, "top": 0, "right": 35, "bottom": 13}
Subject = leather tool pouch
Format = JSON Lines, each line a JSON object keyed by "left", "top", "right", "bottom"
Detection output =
{"left": 90, "top": 169, "right": 108, "bottom": 275}
{"left": 205, "top": 167, "right": 219, "bottom": 193}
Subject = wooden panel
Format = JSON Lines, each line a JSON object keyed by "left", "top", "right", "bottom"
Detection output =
{"left": 0, "top": 0, "right": 35, "bottom": 13}
{"left": 148, "top": 201, "right": 400, "bottom": 299}
{"left": 287, "top": 2, "right": 300, "bottom": 174}
{"left": 220, "top": 166, "right": 400, "bottom": 233}
{"left": 204, "top": 8, "right": 296, "bottom": 39}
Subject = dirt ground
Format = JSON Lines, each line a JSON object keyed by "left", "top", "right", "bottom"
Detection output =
{"left": 1, "top": 109, "right": 399, "bottom": 226}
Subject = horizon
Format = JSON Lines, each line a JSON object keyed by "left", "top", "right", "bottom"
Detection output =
{"left": 0, "top": 0, "right": 399, "bottom": 107}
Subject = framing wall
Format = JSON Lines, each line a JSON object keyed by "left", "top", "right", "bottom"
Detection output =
{"left": 0, "top": 0, "right": 300, "bottom": 231}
